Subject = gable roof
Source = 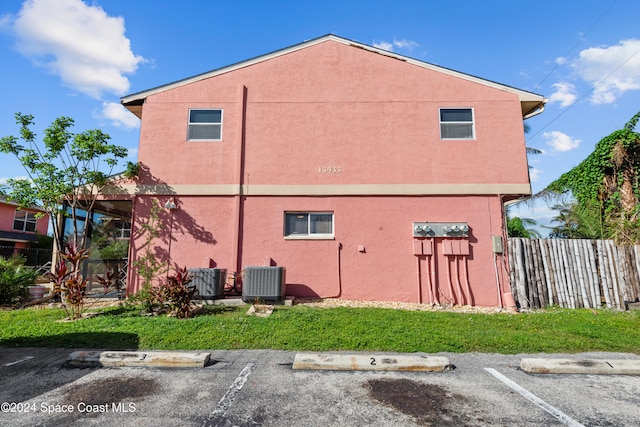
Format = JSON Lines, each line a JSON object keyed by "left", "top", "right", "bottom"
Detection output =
{"left": 122, "top": 34, "right": 546, "bottom": 119}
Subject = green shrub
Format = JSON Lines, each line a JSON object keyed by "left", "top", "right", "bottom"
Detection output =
{"left": 127, "top": 267, "right": 198, "bottom": 318}
{"left": 0, "top": 255, "right": 39, "bottom": 305}
{"left": 153, "top": 267, "right": 198, "bottom": 318}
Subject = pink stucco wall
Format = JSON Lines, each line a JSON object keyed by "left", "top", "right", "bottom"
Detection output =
{"left": 241, "top": 195, "right": 507, "bottom": 306}
{"left": 138, "top": 40, "right": 529, "bottom": 187}
{"left": 0, "top": 202, "right": 49, "bottom": 237}
{"left": 129, "top": 192, "right": 509, "bottom": 306}
{"left": 127, "top": 39, "right": 531, "bottom": 306}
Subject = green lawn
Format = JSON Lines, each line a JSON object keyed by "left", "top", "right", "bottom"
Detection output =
{"left": 1, "top": 305, "right": 638, "bottom": 354}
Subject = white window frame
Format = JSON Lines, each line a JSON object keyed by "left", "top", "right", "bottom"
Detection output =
{"left": 13, "top": 210, "right": 37, "bottom": 233}
{"left": 112, "top": 220, "right": 131, "bottom": 239}
{"left": 439, "top": 107, "right": 475, "bottom": 140}
{"left": 187, "top": 109, "right": 223, "bottom": 141}
{"left": 284, "top": 212, "right": 334, "bottom": 240}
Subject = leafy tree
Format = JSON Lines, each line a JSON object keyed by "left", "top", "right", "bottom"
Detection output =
{"left": 507, "top": 215, "right": 541, "bottom": 238}
{"left": 0, "top": 113, "right": 135, "bottom": 252}
{"left": 544, "top": 111, "right": 640, "bottom": 244}
{"left": 1, "top": 113, "right": 138, "bottom": 313}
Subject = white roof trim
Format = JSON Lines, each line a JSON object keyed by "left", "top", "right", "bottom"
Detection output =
{"left": 122, "top": 34, "right": 545, "bottom": 107}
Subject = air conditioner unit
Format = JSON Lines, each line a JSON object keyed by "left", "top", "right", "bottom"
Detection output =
{"left": 242, "top": 266, "right": 286, "bottom": 302}
{"left": 188, "top": 268, "right": 227, "bottom": 300}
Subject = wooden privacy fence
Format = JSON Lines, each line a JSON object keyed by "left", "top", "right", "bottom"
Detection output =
{"left": 508, "top": 238, "right": 640, "bottom": 310}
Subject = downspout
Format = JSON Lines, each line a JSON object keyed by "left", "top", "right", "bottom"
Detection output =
{"left": 232, "top": 85, "right": 248, "bottom": 276}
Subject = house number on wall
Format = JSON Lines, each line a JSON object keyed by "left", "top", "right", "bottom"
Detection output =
{"left": 318, "top": 166, "right": 342, "bottom": 174}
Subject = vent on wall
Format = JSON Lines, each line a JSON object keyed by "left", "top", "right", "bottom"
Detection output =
{"left": 188, "top": 268, "right": 227, "bottom": 300}
{"left": 242, "top": 266, "right": 286, "bottom": 302}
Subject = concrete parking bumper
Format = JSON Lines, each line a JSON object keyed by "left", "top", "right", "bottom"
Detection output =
{"left": 67, "top": 350, "right": 211, "bottom": 368}
{"left": 292, "top": 353, "right": 451, "bottom": 371}
{"left": 520, "top": 358, "right": 640, "bottom": 375}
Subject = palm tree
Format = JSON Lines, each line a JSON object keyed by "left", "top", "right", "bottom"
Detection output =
{"left": 545, "top": 200, "right": 604, "bottom": 239}
{"left": 505, "top": 121, "right": 543, "bottom": 238}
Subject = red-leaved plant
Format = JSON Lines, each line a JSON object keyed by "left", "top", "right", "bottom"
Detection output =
{"left": 153, "top": 267, "right": 198, "bottom": 318}
{"left": 94, "top": 269, "right": 124, "bottom": 298}
{"left": 47, "top": 245, "right": 101, "bottom": 320}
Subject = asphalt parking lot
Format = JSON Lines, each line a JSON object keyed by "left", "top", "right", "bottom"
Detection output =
{"left": 1, "top": 347, "right": 639, "bottom": 426}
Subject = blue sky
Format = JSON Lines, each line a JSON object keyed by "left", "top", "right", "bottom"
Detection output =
{"left": 1, "top": 0, "right": 639, "bottom": 234}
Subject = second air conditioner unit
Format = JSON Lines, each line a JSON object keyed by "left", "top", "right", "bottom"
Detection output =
{"left": 242, "top": 266, "right": 286, "bottom": 302}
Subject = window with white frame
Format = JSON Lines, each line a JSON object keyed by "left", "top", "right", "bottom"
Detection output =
{"left": 188, "top": 109, "right": 222, "bottom": 141}
{"left": 112, "top": 220, "right": 131, "bottom": 239}
{"left": 13, "top": 210, "right": 37, "bottom": 232}
{"left": 439, "top": 108, "right": 475, "bottom": 139}
{"left": 284, "top": 212, "right": 334, "bottom": 238}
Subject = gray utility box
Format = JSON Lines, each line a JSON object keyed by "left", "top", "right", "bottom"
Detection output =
{"left": 242, "top": 266, "right": 286, "bottom": 302}
{"left": 188, "top": 268, "right": 227, "bottom": 300}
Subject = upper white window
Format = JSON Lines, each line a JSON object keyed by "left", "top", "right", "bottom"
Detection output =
{"left": 440, "top": 108, "right": 475, "bottom": 140}
{"left": 188, "top": 109, "right": 222, "bottom": 141}
{"left": 13, "top": 210, "right": 37, "bottom": 232}
{"left": 284, "top": 212, "right": 334, "bottom": 239}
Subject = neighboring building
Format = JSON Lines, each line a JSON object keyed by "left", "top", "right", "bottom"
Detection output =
{"left": 0, "top": 194, "right": 49, "bottom": 259}
{"left": 116, "top": 34, "right": 546, "bottom": 307}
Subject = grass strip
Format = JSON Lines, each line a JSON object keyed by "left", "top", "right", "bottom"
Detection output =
{"left": 0, "top": 305, "right": 638, "bottom": 354}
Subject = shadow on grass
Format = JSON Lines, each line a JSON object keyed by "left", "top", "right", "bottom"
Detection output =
{"left": 95, "top": 303, "right": 242, "bottom": 318}
{"left": 0, "top": 332, "right": 139, "bottom": 350}
{"left": 198, "top": 305, "right": 242, "bottom": 315}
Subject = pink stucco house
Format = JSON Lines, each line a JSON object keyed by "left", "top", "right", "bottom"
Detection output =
{"left": 0, "top": 194, "right": 49, "bottom": 258}
{"left": 117, "top": 34, "right": 546, "bottom": 307}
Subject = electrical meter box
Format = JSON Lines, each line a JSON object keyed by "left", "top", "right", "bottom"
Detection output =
{"left": 413, "top": 222, "right": 469, "bottom": 238}
{"left": 491, "top": 235, "right": 504, "bottom": 253}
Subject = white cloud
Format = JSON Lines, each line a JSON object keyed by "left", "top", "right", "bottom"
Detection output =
{"left": 543, "top": 131, "right": 581, "bottom": 152}
{"left": 393, "top": 39, "right": 419, "bottom": 51}
{"left": 548, "top": 82, "right": 577, "bottom": 107}
{"left": 0, "top": 176, "right": 31, "bottom": 185}
{"left": 127, "top": 147, "right": 138, "bottom": 158}
{"left": 9, "top": 0, "right": 144, "bottom": 99}
{"left": 0, "top": 13, "right": 11, "bottom": 29}
{"left": 529, "top": 168, "right": 542, "bottom": 182}
{"left": 98, "top": 101, "right": 140, "bottom": 130}
{"left": 555, "top": 56, "right": 567, "bottom": 65}
{"left": 373, "top": 40, "right": 393, "bottom": 51}
{"left": 373, "top": 38, "right": 419, "bottom": 53}
{"left": 571, "top": 39, "right": 640, "bottom": 105}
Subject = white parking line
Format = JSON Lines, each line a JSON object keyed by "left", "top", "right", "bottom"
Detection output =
{"left": 484, "top": 368, "right": 585, "bottom": 427}
{"left": 203, "top": 362, "right": 256, "bottom": 427}
{"left": 3, "top": 356, "right": 34, "bottom": 367}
